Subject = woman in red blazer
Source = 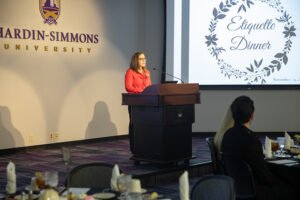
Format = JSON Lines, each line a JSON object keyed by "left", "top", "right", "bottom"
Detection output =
{"left": 125, "top": 52, "right": 152, "bottom": 153}
{"left": 125, "top": 52, "right": 152, "bottom": 93}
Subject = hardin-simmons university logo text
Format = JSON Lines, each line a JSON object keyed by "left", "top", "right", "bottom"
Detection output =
{"left": 0, "top": 0, "right": 100, "bottom": 54}
{"left": 39, "top": 0, "right": 61, "bottom": 25}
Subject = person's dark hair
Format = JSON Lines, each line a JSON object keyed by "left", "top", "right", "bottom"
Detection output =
{"left": 230, "top": 96, "right": 254, "bottom": 125}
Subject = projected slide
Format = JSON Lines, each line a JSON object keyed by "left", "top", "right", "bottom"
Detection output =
{"left": 188, "top": 0, "right": 299, "bottom": 85}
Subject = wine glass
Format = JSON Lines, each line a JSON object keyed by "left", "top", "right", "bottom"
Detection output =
{"left": 62, "top": 147, "right": 71, "bottom": 165}
{"left": 45, "top": 171, "right": 59, "bottom": 188}
{"left": 277, "top": 137, "right": 285, "bottom": 155}
{"left": 62, "top": 147, "right": 71, "bottom": 196}
{"left": 271, "top": 141, "right": 279, "bottom": 152}
{"left": 294, "top": 135, "right": 300, "bottom": 146}
{"left": 279, "top": 144, "right": 285, "bottom": 154}
{"left": 35, "top": 172, "right": 45, "bottom": 189}
{"left": 117, "top": 174, "right": 132, "bottom": 199}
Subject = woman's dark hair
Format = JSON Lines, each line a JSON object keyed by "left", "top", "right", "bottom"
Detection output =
{"left": 230, "top": 96, "right": 254, "bottom": 125}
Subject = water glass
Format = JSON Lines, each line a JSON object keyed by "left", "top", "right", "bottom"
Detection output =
{"left": 35, "top": 172, "right": 45, "bottom": 189}
{"left": 126, "top": 193, "right": 143, "bottom": 200}
{"left": 31, "top": 177, "right": 39, "bottom": 191}
{"left": 45, "top": 171, "right": 59, "bottom": 188}
{"left": 117, "top": 174, "right": 132, "bottom": 199}
{"left": 277, "top": 137, "right": 285, "bottom": 154}
{"left": 294, "top": 135, "right": 300, "bottom": 146}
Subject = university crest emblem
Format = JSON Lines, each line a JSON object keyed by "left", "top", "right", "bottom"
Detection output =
{"left": 39, "top": 0, "right": 61, "bottom": 25}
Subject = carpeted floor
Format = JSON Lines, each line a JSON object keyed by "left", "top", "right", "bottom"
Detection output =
{"left": 0, "top": 135, "right": 212, "bottom": 199}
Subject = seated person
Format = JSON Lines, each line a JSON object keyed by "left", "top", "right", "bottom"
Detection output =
{"left": 221, "top": 96, "right": 298, "bottom": 200}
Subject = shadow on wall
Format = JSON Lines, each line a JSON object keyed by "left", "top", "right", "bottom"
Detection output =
{"left": 86, "top": 101, "right": 117, "bottom": 138}
{"left": 0, "top": 106, "right": 24, "bottom": 149}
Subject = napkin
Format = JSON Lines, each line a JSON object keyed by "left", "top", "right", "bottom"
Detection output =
{"left": 285, "top": 131, "right": 292, "bottom": 150}
{"left": 6, "top": 161, "right": 16, "bottom": 194}
{"left": 179, "top": 171, "right": 190, "bottom": 200}
{"left": 110, "top": 164, "right": 121, "bottom": 191}
{"left": 264, "top": 136, "right": 272, "bottom": 158}
{"left": 128, "top": 179, "right": 142, "bottom": 193}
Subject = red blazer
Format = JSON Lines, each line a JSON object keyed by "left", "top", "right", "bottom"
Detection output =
{"left": 125, "top": 68, "right": 151, "bottom": 93}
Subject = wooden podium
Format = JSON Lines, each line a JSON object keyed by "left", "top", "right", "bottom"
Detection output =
{"left": 122, "top": 83, "right": 200, "bottom": 164}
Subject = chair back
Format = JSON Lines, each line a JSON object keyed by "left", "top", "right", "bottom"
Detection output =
{"left": 221, "top": 153, "right": 256, "bottom": 199}
{"left": 206, "top": 137, "right": 223, "bottom": 174}
{"left": 190, "top": 175, "right": 235, "bottom": 200}
{"left": 68, "top": 162, "right": 115, "bottom": 189}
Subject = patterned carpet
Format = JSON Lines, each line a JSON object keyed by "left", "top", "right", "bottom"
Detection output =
{"left": 0, "top": 135, "right": 211, "bottom": 199}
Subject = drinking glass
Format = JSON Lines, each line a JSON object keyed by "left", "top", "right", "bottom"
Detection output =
{"left": 126, "top": 193, "right": 143, "bottom": 200}
{"left": 294, "top": 135, "right": 300, "bottom": 146}
{"left": 35, "top": 172, "right": 45, "bottom": 189}
{"left": 62, "top": 147, "right": 71, "bottom": 165}
{"left": 117, "top": 174, "right": 132, "bottom": 199}
{"left": 30, "top": 177, "right": 39, "bottom": 191}
{"left": 45, "top": 171, "right": 59, "bottom": 188}
{"left": 277, "top": 137, "right": 285, "bottom": 154}
{"left": 271, "top": 141, "right": 279, "bottom": 152}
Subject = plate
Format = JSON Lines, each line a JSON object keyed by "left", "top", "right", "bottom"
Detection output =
{"left": 273, "top": 154, "right": 291, "bottom": 158}
{"left": 25, "top": 186, "right": 40, "bottom": 193}
{"left": 93, "top": 192, "right": 115, "bottom": 199}
{"left": 127, "top": 189, "right": 147, "bottom": 194}
{"left": 14, "top": 194, "right": 39, "bottom": 200}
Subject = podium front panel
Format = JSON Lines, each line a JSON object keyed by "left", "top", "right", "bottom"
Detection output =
{"left": 133, "top": 123, "right": 192, "bottom": 161}
{"left": 132, "top": 105, "right": 194, "bottom": 125}
{"left": 131, "top": 105, "right": 193, "bottom": 162}
{"left": 165, "top": 105, "right": 194, "bottom": 125}
{"left": 131, "top": 106, "right": 163, "bottom": 125}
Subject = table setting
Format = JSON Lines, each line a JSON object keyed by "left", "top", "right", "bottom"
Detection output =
{"left": 2, "top": 176, "right": 166, "bottom": 200}
{"left": 264, "top": 132, "right": 300, "bottom": 167}
{"left": 263, "top": 133, "right": 300, "bottom": 190}
{"left": 1, "top": 161, "right": 60, "bottom": 200}
{"left": 1, "top": 162, "right": 171, "bottom": 200}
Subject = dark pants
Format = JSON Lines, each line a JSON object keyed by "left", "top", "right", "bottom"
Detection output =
{"left": 128, "top": 106, "right": 134, "bottom": 153}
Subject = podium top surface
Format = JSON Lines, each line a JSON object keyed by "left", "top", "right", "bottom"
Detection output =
{"left": 122, "top": 83, "right": 200, "bottom": 106}
{"left": 142, "top": 83, "right": 199, "bottom": 95}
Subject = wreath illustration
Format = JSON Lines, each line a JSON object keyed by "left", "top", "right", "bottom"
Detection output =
{"left": 205, "top": 0, "right": 296, "bottom": 84}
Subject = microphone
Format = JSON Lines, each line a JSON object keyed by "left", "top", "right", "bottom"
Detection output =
{"left": 152, "top": 67, "right": 185, "bottom": 83}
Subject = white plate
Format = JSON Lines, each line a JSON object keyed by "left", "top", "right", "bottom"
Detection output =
{"left": 273, "top": 154, "right": 291, "bottom": 158}
{"left": 93, "top": 192, "right": 115, "bottom": 199}
{"left": 25, "top": 186, "right": 40, "bottom": 192}
{"left": 130, "top": 188, "right": 147, "bottom": 194}
{"left": 14, "top": 194, "right": 39, "bottom": 200}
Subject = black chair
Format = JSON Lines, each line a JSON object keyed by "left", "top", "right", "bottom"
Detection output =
{"left": 67, "top": 162, "right": 115, "bottom": 189}
{"left": 206, "top": 137, "right": 223, "bottom": 174}
{"left": 190, "top": 175, "right": 235, "bottom": 200}
{"left": 221, "top": 153, "right": 256, "bottom": 200}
